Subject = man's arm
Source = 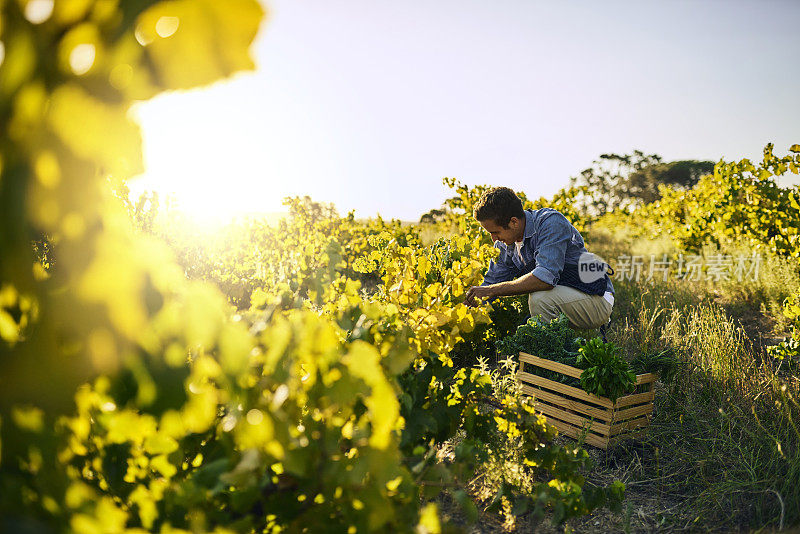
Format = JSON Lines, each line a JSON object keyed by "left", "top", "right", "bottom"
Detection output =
{"left": 465, "top": 271, "right": 553, "bottom": 306}
{"left": 481, "top": 250, "right": 516, "bottom": 286}
{"left": 528, "top": 210, "right": 572, "bottom": 288}
{"left": 465, "top": 211, "right": 572, "bottom": 307}
{"left": 462, "top": 244, "right": 518, "bottom": 307}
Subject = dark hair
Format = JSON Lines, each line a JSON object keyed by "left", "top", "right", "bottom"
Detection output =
{"left": 473, "top": 187, "right": 525, "bottom": 227}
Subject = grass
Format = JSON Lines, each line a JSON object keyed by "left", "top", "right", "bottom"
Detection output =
{"left": 580, "top": 255, "right": 800, "bottom": 532}
{"left": 586, "top": 226, "right": 800, "bottom": 335}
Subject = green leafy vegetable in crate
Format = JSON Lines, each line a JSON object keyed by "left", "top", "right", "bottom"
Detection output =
{"left": 577, "top": 338, "right": 636, "bottom": 401}
{"left": 495, "top": 314, "right": 582, "bottom": 360}
{"left": 497, "top": 315, "right": 637, "bottom": 400}
{"left": 496, "top": 314, "right": 584, "bottom": 386}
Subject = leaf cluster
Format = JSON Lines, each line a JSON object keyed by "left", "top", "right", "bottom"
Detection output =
{"left": 607, "top": 143, "right": 800, "bottom": 261}
{"left": 576, "top": 338, "right": 636, "bottom": 402}
{"left": 767, "top": 290, "right": 800, "bottom": 368}
{"left": 495, "top": 316, "right": 639, "bottom": 401}
{"left": 495, "top": 314, "right": 583, "bottom": 386}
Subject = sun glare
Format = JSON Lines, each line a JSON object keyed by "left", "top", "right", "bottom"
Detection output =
{"left": 130, "top": 86, "right": 286, "bottom": 230}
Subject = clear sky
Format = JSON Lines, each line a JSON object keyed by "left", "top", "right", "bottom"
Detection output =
{"left": 131, "top": 0, "right": 800, "bottom": 223}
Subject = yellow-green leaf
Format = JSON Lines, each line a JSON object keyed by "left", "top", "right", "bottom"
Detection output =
{"left": 417, "top": 503, "right": 441, "bottom": 534}
{"left": 47, "top": 84, "right": 143, "bottom": 179}
{"left": 136, "top": 0, "right": 264, "bottom": 90}
{"left": 344, "top": 341, "right": 398, "bottom": 450}
{"left": 790, "top": 192, "right": 800, "bottom": 211}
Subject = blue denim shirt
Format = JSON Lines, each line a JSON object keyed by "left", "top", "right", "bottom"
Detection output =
{"left": 481, "top": 208, "right": 614, "bottom": 294}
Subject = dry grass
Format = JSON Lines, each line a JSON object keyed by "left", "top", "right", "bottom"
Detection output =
{"left": 587, "top": 270, "right": 800, "bottom": 532}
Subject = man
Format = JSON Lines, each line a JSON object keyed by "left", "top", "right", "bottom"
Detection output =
{"left": 464, "top": 187, "right": 614, "bottom": 331}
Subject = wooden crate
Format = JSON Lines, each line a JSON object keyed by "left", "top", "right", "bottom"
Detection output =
{"left": 516, "top": 352, "right": 657, "bottom": 449}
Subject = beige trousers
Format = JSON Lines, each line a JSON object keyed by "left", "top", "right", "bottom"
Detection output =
{"left": 528, "top": 285, "right": 612, "bottom": 330}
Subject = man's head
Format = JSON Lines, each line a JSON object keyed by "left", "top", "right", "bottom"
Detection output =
{"left": 473, "top": 187, "right": 526, "bottom": 246}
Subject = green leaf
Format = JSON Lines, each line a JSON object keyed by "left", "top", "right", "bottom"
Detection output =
{"left": 192, "top": 458, "right": 230, "bottom": 489}
{"left": 456, "top": 491, "right": 479, "bottom": 523}
{"left": 136, "top": 0, "right": 263, "bottom": 90}
{"left": 511, "top": 495, "right": 530, "bottom": 515}
{"left": 344, "top": 341, "right": 399, "bottom": 450}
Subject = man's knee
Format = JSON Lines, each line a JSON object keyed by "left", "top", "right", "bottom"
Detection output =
{"left": 528, "top": 289, "right": 555, "bottom": 306}
{"left": 528, "top": 290, "right": 559, "bottom": 320}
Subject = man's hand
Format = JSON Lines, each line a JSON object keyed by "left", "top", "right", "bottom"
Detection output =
{"left": 465, "top": 285, "right": 495, "bottom": 307}
{"left": 464, "top": 273, "right": 555, "bottom": 307}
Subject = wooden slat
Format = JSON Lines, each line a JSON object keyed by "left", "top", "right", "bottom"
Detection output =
{"left": 520, "top": 353, "right": 658, "bottom": 386}
{"left": 522, "top": 385, "right": 613, "bottom": 422}
{"left": 613, "top": 402, "right": 653, "bottom": 422}
{"left": 613, "top": 390, "right": 655, "bottom": 409}
{"left": 609, "top": 416, "right": 651, "bottom": 435}
{"left": 533, "top": 400, "right": 611, "bottom": 436}
{"left": 635, "top": 373, "right": 658, "bottom": 385}
{"left": 518, "top": 371, "right": 614, "bottom": 409}
{"left": 546, "top": 417, "right": 609, "bottom": 449}
{"left": 514, "top": 352, "right": 656, "bottom": 448}
{"left": 518, "top": 352, "right": 584, "bottom": 379}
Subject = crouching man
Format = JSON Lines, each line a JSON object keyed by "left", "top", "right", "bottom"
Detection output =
{"left": 464, "top": 187, "right": 614, "bottom": 331}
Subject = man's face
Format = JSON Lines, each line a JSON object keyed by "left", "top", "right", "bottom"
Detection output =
{"left": 478, "top": 217, "right": 524, "bottom": 246}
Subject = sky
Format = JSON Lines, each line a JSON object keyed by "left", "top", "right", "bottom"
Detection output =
{"left": 131, "top": 0, "right": 800, "bottom": 223}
